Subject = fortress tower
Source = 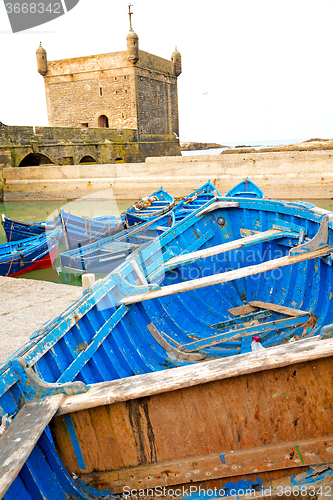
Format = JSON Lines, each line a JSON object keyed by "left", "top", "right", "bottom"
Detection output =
{"left": 36, "top": 9, "right": 181, "bottom": 140}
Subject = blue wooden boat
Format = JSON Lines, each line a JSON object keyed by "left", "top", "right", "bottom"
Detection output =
{"left": 1, "top": 214, "right": 55, "bottom": 242}
{"left": 1, "top": 211, "right": 118, "bottom": 246}
{"left": 124, "top": 187, "right": 175, "bottom": 227}
{"left": 0, "top": 228, "right": 62, "bottom": 276}
{"left": 1, "top": 188, "right": 175, "bottom": 245}
{"left": 1, "top": 180, "right": 333, "bottom": 498}
{"left": 58, "top": 181, "right": 221, "bottom": 281}
{"left": 57, "top": 213, "right": 172, "bottom": 283}
{"left": 58, "top": 209, "right": 124, "bottom": 251}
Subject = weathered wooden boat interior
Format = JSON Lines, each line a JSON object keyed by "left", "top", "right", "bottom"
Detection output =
{"left": 2, "top": 184, "right": 333, "bottom": 498}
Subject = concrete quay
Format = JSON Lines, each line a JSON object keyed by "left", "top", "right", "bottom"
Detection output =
{"left": 0, "top": 277, "right": 82, "bottom": 363}
{"left": 2, "top": 147, "right": 333, "bottom": 201}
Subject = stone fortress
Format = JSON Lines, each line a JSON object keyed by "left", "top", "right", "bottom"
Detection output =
{"left": 0, "top": 6, "right": 182, "bottom": 172}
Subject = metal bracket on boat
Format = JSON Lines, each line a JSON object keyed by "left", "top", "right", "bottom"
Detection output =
{"left": 11, "top": 358, "right": 88, "bottom": 402}
{"left": 289, "top": 215, "right": 330, "bottom": 256}
{"left": 147, "top": 323, "right": 206, "bottom": 363}
{"left": 113, "top": 271, "right": 161, "bottom": 303}
{"left": 195, "top": 200, "right": 240, "bottom": 217}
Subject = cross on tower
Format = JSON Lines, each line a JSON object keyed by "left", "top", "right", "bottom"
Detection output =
{"left": 128, "top": 4, "right": 133, "bottom": 32}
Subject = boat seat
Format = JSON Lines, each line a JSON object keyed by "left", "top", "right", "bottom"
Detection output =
{"left": 122, "top": 245, "right": 331, "bottom": 306}
{"left": 229, "top": 301, "right": 311, "bottom": 318}
{"left": 249, "top": 300, "right": 311, "bottom": 317}
{"left": 179, "top": 314, "right": 311, "bottom": 353}
{"left": 102, "top": 242, "right": 139, "bottom": 252}
{"left": 147, "top": 227, "right": 301, "bottom": 282}
{"left": 135, "top": 235, "right": 157, "bottom": 240}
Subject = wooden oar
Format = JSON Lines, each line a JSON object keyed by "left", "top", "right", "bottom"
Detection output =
{"left": 0, "top": 394, "right": 65, "bottom": 498}
{"left": 121, "top": 246, "right": 331, "bottom": 305}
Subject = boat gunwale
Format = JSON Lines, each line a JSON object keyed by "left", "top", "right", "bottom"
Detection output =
{"left": 56, "top": 335, "right": 329, "bottom": 416}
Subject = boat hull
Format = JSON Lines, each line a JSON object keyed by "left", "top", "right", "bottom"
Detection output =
{"left": 51, "top": 338, "right": 333, "bottom": 497}
{"left": 1, "top": 217, "right": 54, "bottom": 242}
{"left": 7, "top": 247, "right": 58, "bottom": 276}
{"left": 0, "top": 230, "right": 61, "bottom": 276}
{"left": 2, "top": 182, "right": 333, "bottom": 499}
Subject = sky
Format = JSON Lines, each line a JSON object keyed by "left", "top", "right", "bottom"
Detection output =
{"left": 1, "top": 0, "right": 333, "bottom": 144}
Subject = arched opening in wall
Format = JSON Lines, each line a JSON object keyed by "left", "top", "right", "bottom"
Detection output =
{"left": 115, "top": 157, "right": 124, "bottom": 163}
{"left": 79, "top": 156, "right": 97, "bottom": 164}
{"left": 19, "top": 153, "right": 53, "bottom": 167}
{"left": 98, "top": 115, "right": 109, "bottom": 128}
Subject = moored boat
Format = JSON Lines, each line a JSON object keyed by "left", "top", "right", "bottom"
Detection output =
{"left": 0, "top": 227, "right": 62, "bottom": 276}
{"left": 124, "top": 187, "right": 175, "bottom": 227}
{"left": 1, "top": 187, "right": 175, "bottom": 245}
{"left": 1, "top": 179, "right": 333, "bottom": 498}
{"left": 58, "top": 209, "right": 124, "bottom": 250}
{"left": 1, "top": 214, "right": 56, "bottom": 242}
{"left": 58, "top": 181, "right": 221, "bottom": 281}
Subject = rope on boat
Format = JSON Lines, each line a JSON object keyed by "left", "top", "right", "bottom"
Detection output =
{"left": 6, "top": 249, "right": 20, "bottom": 275}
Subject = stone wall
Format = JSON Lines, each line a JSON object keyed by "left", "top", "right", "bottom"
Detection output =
{"left": 44, "top": 52, "right": 137, "bottom": 129}
{"left": 3, "top": 149, "right": 333, "bottom": 201}
{"left": 0, "top": 125, "right": 180, "bottom": 177}
{"left": 42, "top": 49, "right": 179, "bottom": 137}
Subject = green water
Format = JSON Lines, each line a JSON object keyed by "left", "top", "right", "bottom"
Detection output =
{"left": 0, "top": 199, "right": 136, "bottom": 284}
{"left": 1, "top": 198, "right": 333, "bottom": 285}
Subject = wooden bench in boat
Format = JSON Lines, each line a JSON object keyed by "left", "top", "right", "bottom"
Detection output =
{"left": 179, "top": 314, "right": 311, "bottom": 352}
{"left": 228, "top": 301, "right": 311, "bottom": 318}
{"left": 148, "top": 226, "right": 302, "bottom": 281}
{"left": 101, "top": 242, "right": 139, "bottom": 253}
{"left": 56, "top": 336, "right": 326, "bottom": 417}
{"left": 122, "top": 245, "right": 331, "bottom": 305}
{"left": 147, "top": 299, "right": 314, "bottom": 357}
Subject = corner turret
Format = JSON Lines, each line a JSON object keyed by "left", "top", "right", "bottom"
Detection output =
{"left": 127, "top": 31, "right": 139, "bottom": 64}
{"left": 36, "top": 43, "right": 47, "bottom": 76}
{"left": 171, "top": 47, "right": 182, "bottom": 77}
{"left": 127, "top": 4, "right": 139, "bottom": 64}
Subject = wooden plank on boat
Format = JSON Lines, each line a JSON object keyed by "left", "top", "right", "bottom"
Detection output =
{"left": 122, "top": 246, "right": 331, "bottom": 305}
{"left": 249, "top": 301, "right": 311, "bottom": 317}
{"left": 76, "top": 435, "right": 333, "bottom": 493}
{"left": 133, "top": 234, "right": 156, "bottom": 240}
{"left": 0, "top": 394, "right": 65, "bottom": 499}
{"left": 179, "top": 315, "right": 309, "bottom": 352}
{"left": 195, "top": 200, "right": 240, "bottom": 216}
{"left": 53, "top": 347, "right": 333, "bottom": 493}
{"left": 159, "top": 228, "right": 297, "bottom": 272}
{"left": 57, "top": 336, "right": 331, "bottom": 416}
{"left": 132, "top": 260, "right": 148, "bottom": 286}
{"left": 228, "top": 304, "right": 258, "bottom": 316}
